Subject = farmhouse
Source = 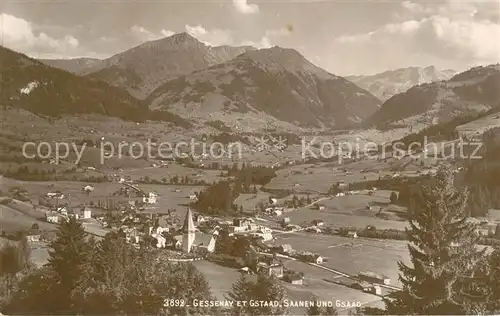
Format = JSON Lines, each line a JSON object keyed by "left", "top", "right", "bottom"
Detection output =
{"left": 368, "top": 285, "right": 382, "bottom": 295}
{"left": 142, "top": 192, "right": 158, "bottom": 204}
{"left": 252, "top": 227, "right": 273, "bottom": 241}
{"left": 312, "top": 219, "right": 325, "bottom": 227}
{"left": 282, "top": 217, "right": 291, "bottom": 225}
{"left": 358, "top": 271, "right": 391, "bottom": 285}
{"left": 287, "top": 274, "right": 303, "bottom": 285}
{"left": 194, "top": 214, "right": 205, "bottom": 223}
{"left": 153, "top": 234, "right": 167, "bottom": 248}
{"left": 353, "top": 281, "right": 372, "bottom": 292}
{"left": 239, "top": 267, "right": 252, "bottom": 274}
{"left": 347, "top": 231, "right": 358, "bottom": 238}
{"left": 80, "top": 207, "right": 92, "bottom": 219}
{"left": 46, "top": 212, "right": 61, "bottom": 223}
{"left": 258, "top": 262, "right": 284, "bottom": 278}
{"left": 47, "top": 192, "right": 64, "bottom": 199}
{"left": 277, "top": 244, "right": 293, "bottom": 254}
{"left": 26, "top": 231, "right": 41, "bottom": 242}
{"left": 83, "top": 185, "right": 95, "bottom": 193}
{"left": 305, "top": 226, "right": 322, "bottom": 234}
{"left": 230, "top": 218, "right": 256, "bottom": 233}
{"left": 272, "top": 209, "right": 283, "bottom": 217}
{"left": 313, "top": 255, "right": 324, "bottom": 264}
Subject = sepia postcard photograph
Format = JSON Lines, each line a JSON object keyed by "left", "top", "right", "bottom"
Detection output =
{"left": 0, "top": 0, "right": 499, "bottom": 315}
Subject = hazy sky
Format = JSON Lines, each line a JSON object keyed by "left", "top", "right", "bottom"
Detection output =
{"left": 1, "top": 0, "right": 499, "bottom": 75}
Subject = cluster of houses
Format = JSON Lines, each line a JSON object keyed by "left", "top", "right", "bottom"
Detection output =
{"left": 227, "top": 218, "right": 274, "bottom": 241}
{"left": 46, "top": 206, "right": 92, "bottom": 224}
{"left": 114, "top": 209, "right": 219, "bottom": 256}
{"left": 240, "top": 257, "right": 305, "bottom": 285}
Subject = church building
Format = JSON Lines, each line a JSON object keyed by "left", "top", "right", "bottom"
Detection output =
{"left": 174, "top": 208, "right": 218, "bottom": 255}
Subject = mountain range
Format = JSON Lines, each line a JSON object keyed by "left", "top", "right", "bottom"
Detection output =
{"left": 368, "top": 64, "right": 500, "bottom": 128}
{"left": 0, "top": 46, "right": 190, "bottom": 127}
{"left": 4, "top": 31, "right": 499, "bottom": 132}
{"left": 146, "top": 46, "right": 381, "bottom": 128}
{"left": 41, "top": 33, "right": 255, "bottom": 99}
{"left": 346, "top": 66, "right": 456, "bottom": 101}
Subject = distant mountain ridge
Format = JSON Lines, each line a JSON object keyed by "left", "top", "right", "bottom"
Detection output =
{"left": 147, "top": 46, "right": 382, "bottom": 128}
{"left": 39, "top": 32, "right": 255, "bottom": 99}
{"left": 39, "top": 57, "right": 101, "bottom": 74}
{"left": 347, "top": 66, "right": 456, "bottom": 101}
{"left": 367, "top": 64, "right": 500, "bottom": 128}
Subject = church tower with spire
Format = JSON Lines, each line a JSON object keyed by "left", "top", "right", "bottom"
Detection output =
{"left": 182, "top": 208, "right": 196, "bottom": 253}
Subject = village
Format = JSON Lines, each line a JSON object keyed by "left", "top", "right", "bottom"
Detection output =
{"left": 3, "top": 143, "right": 500, "bottom": 315}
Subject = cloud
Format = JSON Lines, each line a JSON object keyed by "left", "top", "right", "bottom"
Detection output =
{"left": 129, "top": 25, "right": 174, "bottom": 41}
{"left": 0, "top": 13, "right": 80, "bottom": 57}
{"left": 332, "top": 1, "right": 500, "bottom": 73}
{"left": 232, "top": 0, "right": 259, "bottom": 14}
{"left": 185, "top": 24, "right": 234, "bottom": 46}
{"left": 185, "top": 25, "right": 208, "bottom": 38}
{"left": 241, "top": 28, "right": 292, "bottom": 48}
{"left": 161, "top": 29, "right": 175, "bottom": 37}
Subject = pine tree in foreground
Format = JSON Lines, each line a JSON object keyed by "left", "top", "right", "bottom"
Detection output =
{"left": 306, "top": 297, "right": 323, "bottom": 316}
{"left": 47, "top": 216, "right": 92, "bottom": 313}
{"left": 226, "top": 274, "right": 288, "bottom": 316}
{"left": 467, "top": 245, "right": 500, "bottom": 314}
{"left": 385, "top": 167, "right": 484, "bottom": 315}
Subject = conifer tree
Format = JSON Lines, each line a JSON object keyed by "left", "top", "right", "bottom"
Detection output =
{"left": 325, "top": 305, "right": 338, "bottom": 315}
{"left": 225, "top": 274, "right": 255, "bottom": 316}
{"left": 466, "top": 245, "right": 500, "bottom": 314}
{"left": 306, "top": 298, "right": 323, "bottom": 316}
{"left": 47, "top": 216, "right": 92, "bottom": 313}
{"left": 226, "top": 274, "right": 287, "bottom": 315}
{"left": 385, "top": 167, "right": 484, "bottom": 314}
{"left": 253, "top": 274, "right": 287, "bottom": 315}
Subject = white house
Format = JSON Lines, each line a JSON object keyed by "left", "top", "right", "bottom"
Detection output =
{"left": 47, "top": 192, "right": 64, "bottom": 199}
{"left": 46, "top": 213, "right": 60, "bottom": 223}
{"left": 314, "top": 255, "right": 324, "bottom": 264}
{"left": 347, "top": 231, "right": 358, "bottom": 238}
{"left": 253, "top": 227, "right": 273, "bottom": 241}
{"left": 272, "top": 209, "right": 283, "bottom": 217}
{"left": 83, "top": 185, "right": 95, "bottom": 193}
{"left": 142, "top": 192, "right": 158, "bottom": 204}
{"left": 312, "top": 220, "right": 325, "bottom": 227}
{"left": 153, "top": 234, "right": 166, "bottom": 248}
{"left": 82, "top": 207, "right": 92, "bottom": 219}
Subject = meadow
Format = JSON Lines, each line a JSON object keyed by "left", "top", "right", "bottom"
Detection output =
{"left": 272, "top": 233, "right": 410, "bottom": 288}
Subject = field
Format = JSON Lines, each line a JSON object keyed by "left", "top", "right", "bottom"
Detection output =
{"left": 271, "top": 233, "right": 410, "bottom": 288}
{"left": 279, "top": 190, "right": 408, "bottom": 230}
{"left": 456, "top": 111, "right": 500, "bottom": 137}
{"left": 124, "top": 164, "right": 222, "bottom": 184}
{"left": 264, "top": 156, "right": 431, "bottom": 193}
{"left": 0, "top": 201, "right": 58, "bottom": 233}
{"left": 193, "top": 260, "right": 383, "bottom": 315}
{"left": 0, "top": 177, "right": 205, "bottom": 213}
